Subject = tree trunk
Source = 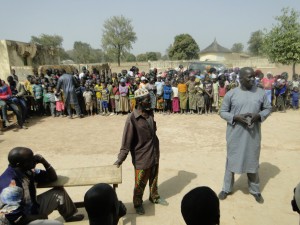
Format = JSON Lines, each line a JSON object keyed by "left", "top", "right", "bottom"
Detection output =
{"left": 117, "top": 45, "right": 121, "bottom": 66}
{"left": 292, "top": 62, "right": 296, "bottom": 76}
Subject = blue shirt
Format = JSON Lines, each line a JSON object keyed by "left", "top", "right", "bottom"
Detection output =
{"left": 163, "top": 85, "right": 172, "bottom": 100}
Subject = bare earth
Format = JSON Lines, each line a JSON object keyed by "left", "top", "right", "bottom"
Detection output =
{"left": 1, "top": 110, "right": 300, "bottom": 225}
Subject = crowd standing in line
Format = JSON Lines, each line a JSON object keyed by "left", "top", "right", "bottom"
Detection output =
{"left": 1, "top": 64, "right": 299, "bottom": 129}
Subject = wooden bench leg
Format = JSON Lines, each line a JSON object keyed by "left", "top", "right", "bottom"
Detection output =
{"left": 74, "top": 201, "right": 85, "bottom": 208}
{"left": 113, "top": 184, "right": 118, "bottom": 191}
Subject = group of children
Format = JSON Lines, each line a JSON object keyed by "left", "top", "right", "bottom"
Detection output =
{"left": 18, "top": 66, "right": 299, "bottom": 119}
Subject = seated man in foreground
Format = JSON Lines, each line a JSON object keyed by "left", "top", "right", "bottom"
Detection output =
{"left": 0, "top": 147, "right": 84, "bottom": 225}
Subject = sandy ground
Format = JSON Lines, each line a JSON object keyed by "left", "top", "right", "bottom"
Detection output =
{"left": 1, "top": 110, "right": 300, "bottom": 225}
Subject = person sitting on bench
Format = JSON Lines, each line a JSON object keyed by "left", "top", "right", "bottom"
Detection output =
{"left": 0, "top": 147, "right": 84, "bottom": 225}
{"left": 0, "top": 78, "right": 26, "bottom": 129}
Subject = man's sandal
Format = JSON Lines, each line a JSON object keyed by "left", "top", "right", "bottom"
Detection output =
{"left": 149, "top": 197, "right": 169, "bottom": 206}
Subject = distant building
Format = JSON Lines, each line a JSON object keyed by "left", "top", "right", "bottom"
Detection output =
{"left": 200, "top": 39, "right": 250, "bottom": 62}
{"left": 0, "top": 40, "right": 60, "bottom": 80}
{"left": 200, "top": 39, "right": 232, "bottom": 61}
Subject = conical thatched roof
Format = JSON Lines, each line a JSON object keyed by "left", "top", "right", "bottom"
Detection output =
{"left": 200, "top": 39, "right": 231, "bottom": 54}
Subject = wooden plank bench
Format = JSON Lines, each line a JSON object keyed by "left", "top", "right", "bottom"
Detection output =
{"left": 38, "top": 165, "right": 123, "bottom": 225}
{"left": 38, "top": 165, "right": 122, "bottom": 208}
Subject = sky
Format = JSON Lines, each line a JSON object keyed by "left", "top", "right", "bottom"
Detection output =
{"left": 0, "top": 0, "right": 299, "bottom": 55}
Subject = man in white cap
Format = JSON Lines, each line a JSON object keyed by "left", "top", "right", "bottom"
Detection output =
{"left": 114, "top": 88, "right": 168, "bottom": 215}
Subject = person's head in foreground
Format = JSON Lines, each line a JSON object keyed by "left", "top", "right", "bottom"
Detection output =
{"left": 291, "top": 182, "right": 300, "bottom": 222}
{"left": 84, "top": 183, "right": 126, "bottom": 225}
{"left": 181, "top": 186, "right": 220, "bottom": 225}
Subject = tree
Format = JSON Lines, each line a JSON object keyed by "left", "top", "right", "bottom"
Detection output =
{"left": 146, "top": 52, "right": 158, "bottom": 61}
{"left": 71, "top": 41, "right": 92, "bottom": 63}
{"left": 136, "top": 54, "right": 147, "bottom": 62}
{"left": 102, "top": 15, "right": 137, "bottom": 66}
{"left": 231, "top": 43, "right": 244, "bottom": 53}
{"left": 31, "top": 34, "right": 66, "bottom": 61}
{"left": 124, "top": 53, "right": 136, "bottom": 62}
{"left": 168, "top": 34, "right": 200, "bottom": 60}
{"left": 90, "top": 49, "right": 104, "bottom": 63}
{"left": 31, "top": 34, "right": 63, "bottom": 48}
{"left": 247, "top": 30, "right": 264, "bottom": 56}
{"left": 264, "top": 7, "right": 300, "bottom": 75}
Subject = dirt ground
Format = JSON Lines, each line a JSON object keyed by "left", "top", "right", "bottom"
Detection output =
{"left": 1, "top": 110, "right": 300, "bottom": 225}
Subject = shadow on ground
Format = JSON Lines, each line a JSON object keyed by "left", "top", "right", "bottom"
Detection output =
{"left": 123, "top": 170, "right": 197, "bottom": 225}
{"left": 233, "top": 162, "right": 280, "bottom": 194}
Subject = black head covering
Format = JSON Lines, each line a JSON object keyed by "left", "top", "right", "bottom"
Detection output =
{"left": 181, "top": 186, "right": 220, "bottom": 225}
{"left": 84, "top": 183, "right": 120, "bottom": 225}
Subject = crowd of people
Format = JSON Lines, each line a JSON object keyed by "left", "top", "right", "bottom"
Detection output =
{"left": 1, "top": 65, "right": 299, "bottom": 130}
{"left": 1, "top": 65, "right": 300, "bottom": 224}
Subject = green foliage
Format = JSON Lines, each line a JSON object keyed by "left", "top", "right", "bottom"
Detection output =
{"left": 90, "top": 49, "right": 104, "bottom": 63}
{"left": 136, "top": 53, "right": 147, "bottom": 62}
{"left": 31, "top": 34, "right": 63, "bottom": 47}
{"left": 69, "top": 41, "right": 104, "bottom": 63}
{"left": 124, "top": 53, "right": 136, "bottom": 62}
{"left": 72, "top": 41, "right": 92, "bottom": 63}
{"left": 231, "top": 43, "right": 244, "bottom": 53}
{"left": 161, "top": 54, "right": 169, "bottom": 61}
{"left": 59, "top": 48, "right": 72, "bottom": 61}
{"left": 247, "top": 30, "right": 264, "bottom": 56}
{"left": 146, "top": 52, "right": 158, "bottom": 61}
{"left": 30, "top": 34, "right": 69, "bottom": 61}
{"left": 101, "top": 15, "right": 137, "bottom": 66}
{"left": 263, "top": 8, "right": 300, "bottom": 73}
{"left": 168, "top": 34, "right": 200, "bottom": 60}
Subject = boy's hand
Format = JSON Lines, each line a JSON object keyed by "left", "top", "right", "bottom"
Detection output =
{"left": 34, "top": 154, "right": 47, "bottom": 165}
{"left": 113, "top": 159, "right": 122, "bottom": 168}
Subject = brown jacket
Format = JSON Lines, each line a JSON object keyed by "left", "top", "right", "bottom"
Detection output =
{"left": 118, "top": 109, "right": 160, "bottom": 170}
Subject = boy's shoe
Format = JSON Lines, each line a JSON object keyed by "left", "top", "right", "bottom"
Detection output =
{"left": 20, "top": 125, "right": 28, "bottom": 129}
{"left": 135, "top": 205, "right": 145, "bottom": 215}
{"left": 218, "top": 191, "right": 231, "bottom": 200}
{"left": 251, "top": 193, "right": 264, "bottom": 204}
{"left": 4, "top": 120, "right": 13, "bottom": 127}
{"left": 149, "top": 197, "right": 169, "bottom": 206}
{"left": 65, "top": 214, "right": 84, "bottom": 222}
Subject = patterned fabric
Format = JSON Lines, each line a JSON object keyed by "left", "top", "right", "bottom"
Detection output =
{"left": 156, "top": 96, "right": 164, "bottom": 110}
{"left": 218, "top": 96, "right": 224, "bottom": 112}
{"left": 179, "top": 92, "right": 187, "bottom": 109}
{"left": 0, "top": 82, "right": 12, "bottom": 101}
{"left": 172, "top": 97, "right": 180, "bottom": 112}
{"left": 133, "top": 165, "right": 160, "bottom": 207}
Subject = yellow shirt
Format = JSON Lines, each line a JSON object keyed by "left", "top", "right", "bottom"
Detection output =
{"left": 177, "top": 83, "right": 187, "bottom": 93}
{"left": 94, "top": 84, "right": 103, "bottom": 99}
{"left": 24, "top": 81, "right": 33, "bottom": 95}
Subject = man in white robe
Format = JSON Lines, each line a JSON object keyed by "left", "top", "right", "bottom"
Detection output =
{"left": 218, "top": 67, "right": 272, "bottom": 204}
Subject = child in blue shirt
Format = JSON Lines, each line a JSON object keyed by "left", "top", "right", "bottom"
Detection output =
{"left": 291, "top": 87, "right": 299, "bottom": 109}
{"left": 163, "top": 79, "right": 172, "bottom": 114}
